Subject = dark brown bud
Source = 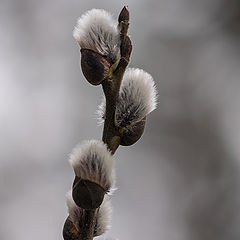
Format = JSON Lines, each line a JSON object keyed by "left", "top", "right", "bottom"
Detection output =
{"left": 120, "top": 35, "right": 132, "bottom": 61}
{"left": 72, "top": 177, "right": 105, "bottom": 210}
{"left": 118, "top": 6, "right": 129, "bottom": 23}
{"left": 120, "top": 117, "right": 146, "bottom": 146}
{"left": 63, "top": 217, "right": 79, "bottom": 240}
{"left": 81, "top": 49, "right": 111, "bottom": 85}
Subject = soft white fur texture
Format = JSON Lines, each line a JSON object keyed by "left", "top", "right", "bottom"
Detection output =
{"left": 94, "top": 195, "right": 112, "bottom": 236}
{"left": 69, "top": 140, "right": 114, "bottom": 191}
{"left": 66, "top": 191, "right": 83, "bottom": 230}
{"left": 73, "top": 9, "right": 120, "bottom": 63}
{"left": 98, "top": 68, "right": 157, "bottom": 127}
{"left": 66, "top": 192, "right": 111, "bottom": 235}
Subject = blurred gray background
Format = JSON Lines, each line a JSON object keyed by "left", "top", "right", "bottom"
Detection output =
{"left": 1, "top": 0, "right": 240, "bottom": 239}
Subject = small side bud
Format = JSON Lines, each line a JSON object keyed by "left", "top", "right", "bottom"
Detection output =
{"left": 72, "top": 177, "right": 105, "bottom": 209}
{"left": 120, "top": 35, "right": 132, "bottom": 61}
{"left": 81, "top": 49, "right": 111, "bottom": 85}
{"left": 118, "top": 6, "right": 129, "bottom": 23}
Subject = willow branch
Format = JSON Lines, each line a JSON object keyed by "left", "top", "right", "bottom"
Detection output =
{"left": 63, "top": 6, "right": 132, "bottom": 240}
{"left": 102, "top": 6, "right": 132, "bottom": 154}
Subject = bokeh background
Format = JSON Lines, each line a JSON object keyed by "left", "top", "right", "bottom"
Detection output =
{"left": 1, "top": 0, "right": 240, "bottom": 239}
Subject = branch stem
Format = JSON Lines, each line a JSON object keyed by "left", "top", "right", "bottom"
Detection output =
{"left": 102, "top": 58, "right": 128, "bottom": 154}
{"left": 102, "top": 6, "right": 131, "bottom": 154}
{"left": 64, "top": 6, "right": 131, "bottom": 240}
{"left": 78, "top": 209, "right": 96, "bottom": 240}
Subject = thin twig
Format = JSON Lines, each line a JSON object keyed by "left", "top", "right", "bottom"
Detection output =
{"left": 102, "top": 6, "right": 131, "bottom": 154}
{"left": 78, "top": 209, "right": 96, "bottom": 240}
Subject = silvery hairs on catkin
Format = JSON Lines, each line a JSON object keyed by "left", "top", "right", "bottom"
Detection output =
{"left": 97, "top": 68, "right": 157, "bottom": 128}
{"left": 66, "top": 191, "right": 111, "bottom": 235}
{"left": 69, "top": 140, "right": 115, "bottom": 191}
{"left": 73, "top": 9, "right": 120, "bottom": 63}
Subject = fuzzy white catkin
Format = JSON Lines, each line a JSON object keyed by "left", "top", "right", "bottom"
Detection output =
{"left": 66, "top": 191, "right": 83, "bottom": 230}
{"left": 98, "top": 68, "right": 157, "bottom": 127}
{"left": 94, "top": 195, "right": 112, "bottom": 236}
{"left": 73, "top": 9, "right": 120, "bottom": 63}
{"left": 66, "top": 192, "right": 112, "bottom": 235}
{"left": 69, "top": 140, "right": 114, "bottom": 191}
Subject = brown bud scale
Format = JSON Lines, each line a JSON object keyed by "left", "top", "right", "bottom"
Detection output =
{"left": 72, "top": 177, "right": 105, "bottom": 210}
{"left": 81, "top": 49, "right": 111, "bottom": 85}
{"left": 120, "top": 35, "right": 132, "bottom": 61}
{"left": 63, "top": 217, "right": 79, "bottom": 240}
{"left": 118, "top": 6, "right": 129, "bottom": 23}
{"left": 120, "top": 117, "right": 146, "bottom": 146}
